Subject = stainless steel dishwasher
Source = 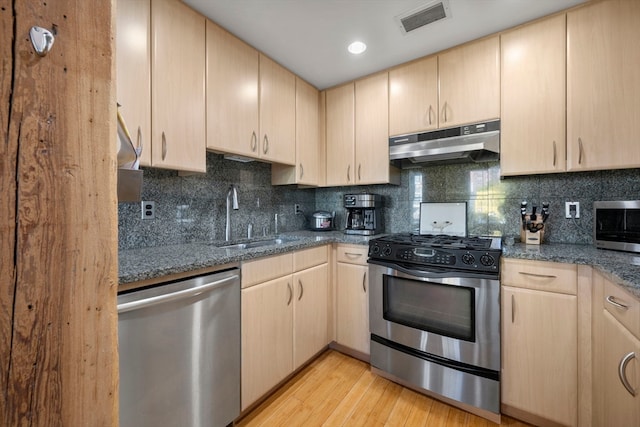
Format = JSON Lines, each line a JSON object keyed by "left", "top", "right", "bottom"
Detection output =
{"left": 117, "top": 266, "right": 240, "bottom": 427}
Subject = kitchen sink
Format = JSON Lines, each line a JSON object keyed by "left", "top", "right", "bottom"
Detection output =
{"left": 218, "top": 237, "right": 300, "bottom": 251}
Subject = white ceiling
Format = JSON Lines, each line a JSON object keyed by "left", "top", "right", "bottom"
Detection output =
{"left": 184, "top": 0, "right": 587, "bottom": 90}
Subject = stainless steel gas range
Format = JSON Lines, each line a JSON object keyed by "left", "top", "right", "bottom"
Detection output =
{"left": 367, "top": 233, "right": 501, "bottom": 422}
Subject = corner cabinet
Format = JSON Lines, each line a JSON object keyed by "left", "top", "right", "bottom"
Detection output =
{"left": 150, "top": 0, "right": 206, "bottom": 172}
{"left": 335, "top": 245, "right": 370, "bottom": 357}
{"left": 500, "top": 14, "right": 566, "bottom": 176}
{"left": 325, "top": 74, "right": 399, "bottom": 187}
{"left": 567, "top": 0, "right": 640, "bottom": 171}
{"left": 501, "top": 259, "right": 579, "bottom": 427}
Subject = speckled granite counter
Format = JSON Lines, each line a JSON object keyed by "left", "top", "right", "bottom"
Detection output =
{"left": 502, "top": 243, "right": 640, "bottom": 299}
{"left": 118, "top": 231, "right": 377, "bottom": 285}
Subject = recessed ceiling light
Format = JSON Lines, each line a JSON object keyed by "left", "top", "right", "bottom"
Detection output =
{"left": 347, "top": 41, "right": 367, "bottom": 55}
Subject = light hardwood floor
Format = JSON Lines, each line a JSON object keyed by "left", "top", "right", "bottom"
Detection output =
{"left": 236, "top": 350, "right": 531, "bottom": 427}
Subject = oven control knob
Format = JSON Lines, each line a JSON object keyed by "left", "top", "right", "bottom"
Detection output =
{"left": 462, "top": 253, "right": 475, "bottom": 265}
{"left": 370, "top": 244, "right": 380, "bottom": 255}
{"left": 382, "top": 246, "right": 392, "bottom": 257}
{"left": 480, "top": 254, "right": 495, "bottom": 267}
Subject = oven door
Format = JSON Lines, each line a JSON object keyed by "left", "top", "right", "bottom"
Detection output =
{"left": 368, "top": 260, "right": 500, "bottom": 372}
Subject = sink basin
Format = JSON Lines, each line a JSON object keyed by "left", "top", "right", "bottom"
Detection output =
{"left": 218, "top": 237, "right": 300, "bottom": 251}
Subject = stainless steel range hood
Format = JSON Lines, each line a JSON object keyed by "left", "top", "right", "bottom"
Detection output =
{"left": 389, "top": 120, "right": 500, "bottom": 168}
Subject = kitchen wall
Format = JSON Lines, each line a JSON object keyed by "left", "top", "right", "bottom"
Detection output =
{"left": 119, "top": 153, "right": 640, "bottom": 249}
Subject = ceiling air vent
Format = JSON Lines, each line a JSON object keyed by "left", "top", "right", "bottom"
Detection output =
{"left": 395, "top": 0, "right": 451, "bottom": 34}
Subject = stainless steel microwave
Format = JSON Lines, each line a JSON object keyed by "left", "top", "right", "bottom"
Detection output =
{"left": 594, "top": 201, "right": 640, "bottom": 253}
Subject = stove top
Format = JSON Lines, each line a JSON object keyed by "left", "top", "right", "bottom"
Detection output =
{"left": 368, "top": 233, "right": 501, "bottom": 274}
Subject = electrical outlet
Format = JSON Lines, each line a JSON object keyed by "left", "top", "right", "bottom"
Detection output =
{"left": 141, "top": 201, "right": 155, "bottom": 220}
{"left": 294, "top": 204, "right": 301, "bottom": 215}
{"left": 565, "top": 202, "right": 580, "bottom": 219}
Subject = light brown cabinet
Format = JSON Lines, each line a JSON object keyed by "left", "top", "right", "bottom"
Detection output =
{"left": 567, "top": 0, "right": 640, "bottom": 171}
{"left": 325, "top": 74, "right": 399, "bottom": 187}
{"left": 272, "top": 77, "right": 320, "bottom": 186}
{"left": 335, "top": 245, "right": 370, "bottom": 356}
{"left": 500, "top": 14, "right": 566, "bottom": 176}
{"left": 293, "top": 263, "right": 328, "bottom": 369}
{"left": 116, "top": 0, "right": 151, "bottom": 167}
{"left": 501, "top": 259, "right": 578, "bottom": 427}
{"left": 151, "top": 0, "right": 206, "bottom": 172}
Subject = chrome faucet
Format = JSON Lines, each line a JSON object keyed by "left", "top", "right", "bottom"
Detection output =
{"left": 274, "top": 213, "right": 279, "bottom": 235}
{"left": 225, "top": 185, "right": 239, "bottom": 241}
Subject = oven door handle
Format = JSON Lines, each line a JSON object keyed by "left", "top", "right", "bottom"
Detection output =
{"left": 367, "top": 258, "right": 498, "bottom": 280}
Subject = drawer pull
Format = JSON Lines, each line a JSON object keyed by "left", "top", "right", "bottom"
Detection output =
{"left": 618, "top": 352, "right": 637, "bottom": 397}
{"left": 518, "top": 271, "right": 557, "bottom": 279}
{"left": 606, "top": 295, "right": 629, "bottom": 310}
{"left": 344, "top": 252, "right": 363, "bottom": 259}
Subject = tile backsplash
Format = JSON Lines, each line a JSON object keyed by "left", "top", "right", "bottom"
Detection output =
{"left": 119, "top": 153, "right": 640, "bottom": 250}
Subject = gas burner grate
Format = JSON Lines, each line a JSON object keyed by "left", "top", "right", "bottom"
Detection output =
{"left": 376, "top": 233, "right": 494, "bottom": 251}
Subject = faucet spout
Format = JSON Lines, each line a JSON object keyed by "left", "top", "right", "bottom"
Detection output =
{"left": 226, "top": 185, "right": 239, "bottom": 241}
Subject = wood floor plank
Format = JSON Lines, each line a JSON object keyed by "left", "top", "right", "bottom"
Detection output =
{"left": 236, "top": 350, "right": 532, "bottom": 427}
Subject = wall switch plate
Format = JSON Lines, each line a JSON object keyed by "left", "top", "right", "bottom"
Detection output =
{"left": 565, "top": 202, "right": 580, "bottom": 219}
{"left": 141, "top": 201, "right": 155, "bottom": 219}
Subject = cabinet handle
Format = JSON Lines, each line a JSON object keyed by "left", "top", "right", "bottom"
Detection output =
{"left": 263, "top": 134, "right": 269, "bottom": 154}
{"left": 578, "top": 137, "right": 584, "bottom": 165}
{"left": 344, "top": 252, "right": 362, "bottom": 259}
{"left": 299, "top": 163, "right": 304, "bottom": 179}
{"left": 298, "top": 279, "right": 304, "bottom": 301}
{"left": 511, "top": 294, "right": 515, "bottom": 323}
{"left": 618, "top": 352, "right": 637, "bottom": 397}
{"left": 428, "top": 105, "right": 433, "bottom": 126}
{"left": 287, "top": 282, "right": 292, "bottom": 306}
{"left": 250, "top": 131, "right": 257, "bottom": 152}
{"left": 347, "top": 165, "right": 351, "bottom": 182}
{"left": 442, "top": 102, "right": 448, "bottom": 123}
{"left": 606, "top": 295, "right": 629, "bottom": 310}
{"left": 161, "top": 131, "right": 167, "bottom": 161}
{"left": 552, "top": 140, "right": 557, "bottom": 167}
{"left": 362, "top": 272, "right": 367, "bottom": 293}
{"left": 358, "top": 164, "right": 361, "bottom": 181}
{"left": 518, "top": 271, "right": 557, "bottom": 279}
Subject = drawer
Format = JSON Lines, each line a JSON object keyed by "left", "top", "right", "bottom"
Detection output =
{"left": 293, "top": 245, "right": 328, "bottom": 272}
{"left": 241, "top": 252, "right": 293, "bottom": 289}
{"left": 336, "top": 244, "right": 369, "bottom": 266}
{"left": 604, "top": 278, "right": 640, "bottom": 340}
{"left": 501, "top": 258, "right": 577, "bottom": 295}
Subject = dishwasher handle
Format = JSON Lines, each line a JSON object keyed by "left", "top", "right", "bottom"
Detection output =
{"left": 118, "top": 274, "right": 239, "bottom": 314}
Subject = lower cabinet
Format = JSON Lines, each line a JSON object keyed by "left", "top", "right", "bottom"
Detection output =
{"left": 241, "top": 246, "right": 329, "bottom": 410}
{"left": 501, "top": 259, "right": 578, "bottom": 427}
{"left": 335, "top": 244, "right": 370, "bottom": 356}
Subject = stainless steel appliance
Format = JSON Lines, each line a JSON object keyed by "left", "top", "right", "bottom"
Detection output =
{"left": 117, "top": 266, "right": 240, "bottom": 427}
{"left": 344, "top": 193, "right": 382, "bottom": 235}
{"left": 311, "top": 210, "right": 335, "bottom": 231}
{"left": 367, "top": 233, "right": 501, "bottom": 422}
{"left": 594, "top": 200, "right": 640, "bottom": 253}
{"left": 389, "top": 120, "right": 500, "bottom": 167}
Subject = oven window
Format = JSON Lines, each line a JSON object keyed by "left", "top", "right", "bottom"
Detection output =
{"left": 382, "top": 274, "right": 475, "bottom": 342}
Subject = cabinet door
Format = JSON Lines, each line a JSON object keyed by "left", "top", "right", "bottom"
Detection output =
{"left": 602, "top": 310, "right": 640, "bottom": 427}
{"left": 116, "top": 0, "right": 151, "bottom": 167}
{"left": 206, "top": 20, "right": 259, "bottom": 158}
{"left": 355, "top": 72, "right": 390, "bottom": 185}
{"left": 567, "top": 0, "right": 640, "bottom": 171}
{"left": 151, "top": 0, "right": 206, "bottom": 172}
{"left": 438, "top": 36, "right": 500, "bottom": 128}
{"left": 259, "top": 54, "right": 296, "bottom": 165}
{"left": 502, "top": 286, "right": 578, "bottom": 426}
{"left": 325, "top": 83, "right": 355, "bottom": 186}
{"left": 293, "top": 264, "right": 328, "bottom": 369}
{"left": 501, "top": 14, "right": 566, "bottom": 176}
{"left": 241, "top": 276, "right": 293, "bottom": 410}
{"left": 336, "top": 262, "right": 369, "bottom": 355}
{"left": 389, "top": 56, "right": 438, "bottom": 136}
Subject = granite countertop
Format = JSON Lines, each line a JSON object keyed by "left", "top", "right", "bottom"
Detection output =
{"left": 120, "top": 232, "right": 640, "bottom": 299}
{"left": 118, "top": 230, "right": 377, "bottom": 285}
{"left": 502, "top": 243, "right": 640, "bottom": 299}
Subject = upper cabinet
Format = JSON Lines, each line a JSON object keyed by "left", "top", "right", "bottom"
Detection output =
{"left": 389, "top": 36, "right": 499, "bottom": 137}
{"left": 272, "top": 77, "right": 320, "bottom": 186}
{"left": 438, "top": 36, "right": 500, "bottom": 128}
{"left": 151, "top": 0, "right": 206, "bottom": 172}
{"left": 116, "top": 0, "right": 151, "bottom": 167}
{"left": 206, "top": 20, "right": 259, "bottom": 159}
{"left": 389, "top": 56, "right": 438, "bottom": 136}
{"left": 325, "top": 74, "right": 399, "bottom": 187}
{"left": 500, "top": 14, "right": 566, "bottom": 176}
{"left": 567, "top": 0, "right": 640, "bottom": 171}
